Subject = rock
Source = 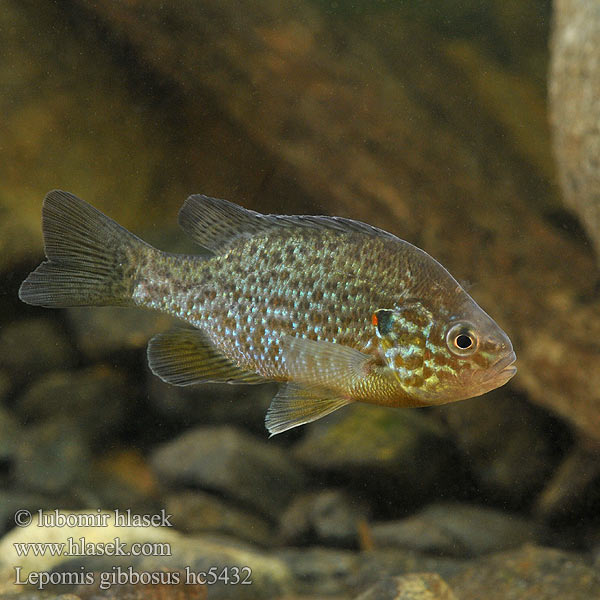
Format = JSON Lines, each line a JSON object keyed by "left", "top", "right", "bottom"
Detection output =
{"left": 66, "top": 307, "right": 174, "bottom": 359}
{"left": 0, "top": 490, "right": 49, "bottom": 536}
{"left": 75, "top": 0, "right": 600, "bottom": 443}
{"left": 371, "top": 502, "right": 538, "bottom": 557}
{"left": 550, "top": 0, "right": 600, "bottom": 263}
{"left": 0, "top": 511, "right": 292, "bottom": 599}
{"left": 74, "top": 577, "right": 206, "bottom": 599}
{"left": 79, "top": 470, "right": 159, "bottom": 517}
{"left": 166, "top": 490, "right": 273, "bottom": 546}
{"left": 83, "top": 450, "right": 161, "bottom": 513}
{"left": 16, "top": 367, "right": 128, "bottom": 442}
{"left": 432, "top": 393, "right": 567, "bottom": 506}
{"left": 0, "top": 510, "right": 172, "bottom": 575}
{"left": 292, "top": 405, "right": 455, "bottom": 508}
{"left": 2, "top": 0, "right": 298, "bottom": 273}
{"left": 0, "top": 407, "right": 20, "bottom": 465}
{"left": 0, "top": 319, "right": 75, "bottom": 384}
{"left": 354, "top": 573, "right": 458, "bottom": 600}
{"left": 0, "top": 0, "right": 247, "bottom": 275}
{"left": 14, "top": 419, "right": 91, "bottom": 494}
{"left": 137, "top": 536, "right": 293, "bottom": 599}
{"left": 279, "top": 489, "right": 371, "bottom": 547}
{"left": 279, "top": 547, "right": 464, "bottom": 596}
{"left": 534, "top": 442, "right": 600, "bottom": 521}
{"left": 148, "top": 375, "right": 275, "bottom": 435}
{"left": 449, "top": 544, "right": 600, "bottom": 599}
{"left": 0, "top": 595, "right": 79, "bottom": 600}
{"left": 352, "top": 549, "right": 465, "bottom": 592}
{"left": 279, "top": 547, "right": 359, "bottom": 596}
{"left": 372, "top": 517, "right": 454, "bottom": 558}
{"left": 0, "top": 373, "right": 9, "bottom": 402}
{"left": 150, "top": 425, "right": 305, "bottom": 518}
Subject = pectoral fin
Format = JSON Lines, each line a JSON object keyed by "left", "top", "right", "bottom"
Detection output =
{"left": 281, "top": 335, "right": 373, "bottom": 391}
{"left": 147, "top": 328, "right": 267, "bottom": 386}
{"left": 265, "top": 383, "right": 352, "bottom": 436}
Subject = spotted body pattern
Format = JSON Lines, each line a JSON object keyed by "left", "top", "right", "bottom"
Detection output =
{"left": 20, "top": 191, "right": 517, "bottom": 435}
{"left": 133, "top": 231, "right": 443, "bottom": 402}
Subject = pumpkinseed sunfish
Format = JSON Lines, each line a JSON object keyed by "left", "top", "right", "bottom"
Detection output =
{"left": 19, "top": 191, "right": 516, "bottom": 435}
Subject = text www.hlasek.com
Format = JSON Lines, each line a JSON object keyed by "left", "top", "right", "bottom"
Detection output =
{"left": 13, "top": 537, "right": 171, "bottom": 557}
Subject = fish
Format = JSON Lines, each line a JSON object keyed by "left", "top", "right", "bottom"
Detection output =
{"left": 19, "top": 190, "right": 516, "bottom": 435}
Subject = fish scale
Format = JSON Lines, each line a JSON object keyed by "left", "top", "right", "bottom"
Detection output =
{"left": 188, "top": 232, "right": 399, "bottom": 377}
{"left": 19, "top": 190, "right": 517, "bottom": 435}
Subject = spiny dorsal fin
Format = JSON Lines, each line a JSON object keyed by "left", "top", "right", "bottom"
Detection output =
{"left": 178, "top": 194, "right": 399, "bottom": 253}
{"left": 147, "top": 328, "right": 267, "bottom": 386}
{"left": 265, "top": 383, "right": 352, "bottom": 436}
{"left": 281, "top": 335, "right": 373, "bottom": 392}
{"left": 178, "top": 195, "right": 268, "bottom": 253}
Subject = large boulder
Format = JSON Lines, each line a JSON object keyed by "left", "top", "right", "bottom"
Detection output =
{"left": 550, "top": 0, "right": 600, "bottom": 263}
{"left": 64, "top": 0, "right": 600, "bottom": 442}
{"left": 292, "top": 405, "right": 456, "bottom": 508}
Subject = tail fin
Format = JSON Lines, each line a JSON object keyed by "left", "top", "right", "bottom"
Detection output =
{"left": 19, "top": 190, "right": 151, "bottom": 308}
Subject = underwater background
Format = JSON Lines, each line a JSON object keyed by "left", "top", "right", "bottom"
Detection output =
{"left": 1, "top": 1, "right": 599, "bottom": 598}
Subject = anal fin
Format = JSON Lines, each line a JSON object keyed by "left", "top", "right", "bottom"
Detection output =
{"left": 265, "top": 383, "right": 352, "bottom": 436}
{"left": 147, "top": 328, "right": 266, "bottom": 386}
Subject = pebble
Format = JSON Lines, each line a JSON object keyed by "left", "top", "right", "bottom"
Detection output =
{"left": 0, "top": 513, "right": 292, "bottom": 599}
{"left": 354, "top": 573, "right": 458, "bottom": 600}
{"left": 279, "top": 547, "right": 359, "bottom": 596}
{"left": 449, "top": 544, "right": 600, "bottom": 600}
{"left": 14, "top": 419, "right": 91, "bottom": 494}
{"left": 150, "top": 425, "right": 306, "bottom": 517}
{"left": 0, "top": 490, "right": 49, "bottom": 536}
{"left": 350, "top": 549, "right": 464, "bottom": 592}
{"left": 16, "top": 366, "right": 127, "bottom": 442}
{"left": 166, "top": 490, "right": 274, "bottom": 546}
{"left": 279, "top": 489, "right": 371, "bottom": 547}
{"left": 371, "top": 502, "right": 538, "bottom": 557}
{"left": 534, "top": 442, "right": 600, "bottom": 520}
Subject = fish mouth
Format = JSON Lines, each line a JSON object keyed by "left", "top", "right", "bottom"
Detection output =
{"left": 463, "top": 350, "right": 516, "bottom": 396}
{"left": 482, "top": 350, "right": 517, "bottom": 386}
{"left": 493, "top": 350, "right": 517, "bottom": 376}
{"left": 421, "top": 350, "right": 517, "bottom": 405}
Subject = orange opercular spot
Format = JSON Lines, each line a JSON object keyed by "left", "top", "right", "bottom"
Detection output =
{"left": 372, "top": 312, "right": 378, "bottom": 327}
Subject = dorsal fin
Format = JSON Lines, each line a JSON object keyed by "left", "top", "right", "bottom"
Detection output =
{"left": 178, "top": 195, "right": 269, "bottom": 253}
{"left": 178, "top": 195, "right": 399, "bottom": 253}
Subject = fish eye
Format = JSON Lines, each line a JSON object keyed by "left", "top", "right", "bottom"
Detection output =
{"left": 456, "top": 334, "right": 472, "bottom": 349}
{"left": 446, "top": 323, "right": 478, "bottom": 356}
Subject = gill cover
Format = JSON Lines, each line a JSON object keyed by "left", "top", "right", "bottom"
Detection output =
{"left": 373, "top": 302, "right": 434, "bottom": 387}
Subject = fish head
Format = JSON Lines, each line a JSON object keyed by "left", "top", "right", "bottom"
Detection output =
{"left": 373, "top": 293, "right": 516, "bottom": 405}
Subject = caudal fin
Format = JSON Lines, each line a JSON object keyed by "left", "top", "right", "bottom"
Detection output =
{"left": 19, "top": 190, "right": 152, "bottom": 308}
